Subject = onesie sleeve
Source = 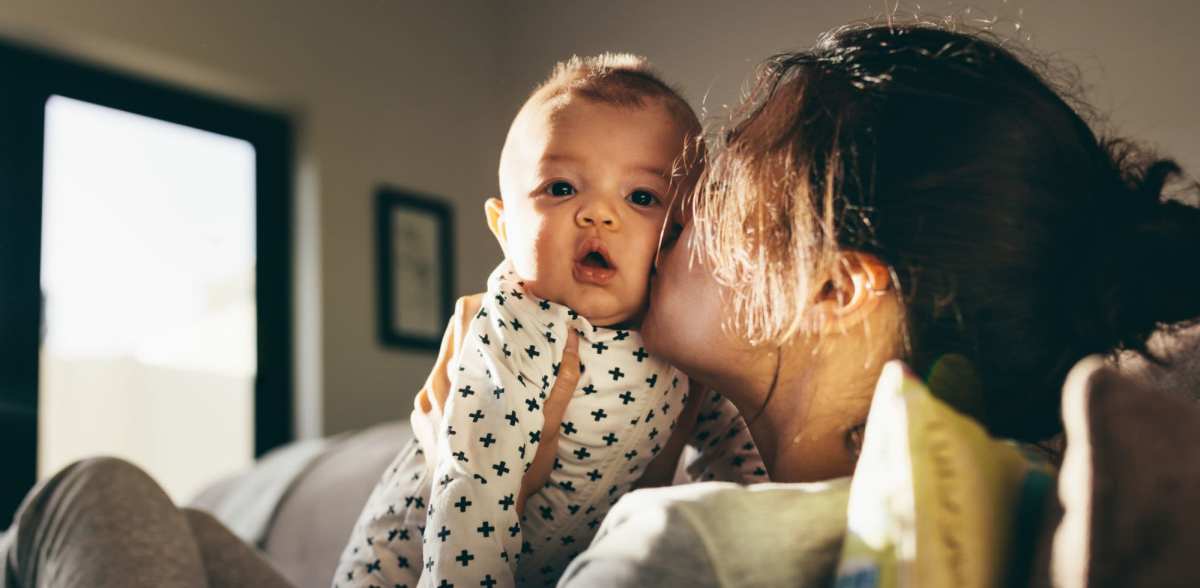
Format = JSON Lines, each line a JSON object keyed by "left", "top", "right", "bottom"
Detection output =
{"left": 421, "top": 290, "right": 560, "bottom": 588}
{"left": 683, "top": 391, "right": 770, "bottom": 484}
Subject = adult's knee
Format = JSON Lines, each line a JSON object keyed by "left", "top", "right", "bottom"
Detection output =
{"left": 62, "top": 457, "right": 158, "bottom": 497}
{"left": 12, "top": 457, "right": 164, "bottom": 540}
{"left": 8, "top": 457, "right": 179, "bottom": 587}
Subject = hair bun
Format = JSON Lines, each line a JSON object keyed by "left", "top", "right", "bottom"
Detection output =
{"left": 1097, "top": 158, "right": 1200, "bottom": 357}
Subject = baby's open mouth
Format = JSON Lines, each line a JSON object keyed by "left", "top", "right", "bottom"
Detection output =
{"left": 574, "top": 239, "right": 617, "bottom": 285}
{"left": 581, "top": 251, "right": 611, "bottom": 269}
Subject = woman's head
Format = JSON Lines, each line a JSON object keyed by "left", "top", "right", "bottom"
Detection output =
{"left": 645, "top": 22, "right": 1200, "bottom": 443}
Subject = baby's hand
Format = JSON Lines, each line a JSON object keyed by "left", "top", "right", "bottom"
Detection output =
{"left": 410, "top": 295, "right": 580, "bottom": 515}
{"left": 411, "top": 295, "right": 482, "bottom": 464}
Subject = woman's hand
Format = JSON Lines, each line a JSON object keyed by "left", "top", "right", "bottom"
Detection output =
{"left": 411, "top": 295, "right": 581, "bottom": 515}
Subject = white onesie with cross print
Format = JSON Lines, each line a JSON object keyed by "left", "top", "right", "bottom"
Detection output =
{"left": 333, "top": 262, "right": 766, "bottom": 588}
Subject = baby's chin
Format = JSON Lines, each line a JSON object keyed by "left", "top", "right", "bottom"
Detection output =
{"left": 565, "top": 294, "right": 644, "bottom": 329}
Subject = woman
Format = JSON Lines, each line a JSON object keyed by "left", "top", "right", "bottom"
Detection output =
{"left": 5, "top": 21, "right": 1199, "bottom": 588}
{"left": 558, "top": 21, "right": 1200, "bottom": 585}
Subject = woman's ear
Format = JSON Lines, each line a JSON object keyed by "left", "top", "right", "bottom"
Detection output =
{"left": 811, "top": 251, "right": 893, "bottom": 333}
{"left": 485, "top": 197, "right": 508, "bottom": 256}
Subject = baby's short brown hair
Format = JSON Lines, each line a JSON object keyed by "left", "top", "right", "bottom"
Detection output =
{"left": 528, "top": 53, "right": 700, "bottom": 135}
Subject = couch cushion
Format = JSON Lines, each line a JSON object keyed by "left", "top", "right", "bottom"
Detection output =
{"left": 262, "top": 421, "right": 411, "bottom": 588}
{"left": 190, "top": 437, "right": 332, "bottom": 545}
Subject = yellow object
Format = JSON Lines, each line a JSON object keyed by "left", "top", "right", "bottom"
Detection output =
{"left": 835, "top": 361, "right": 1053, "bottom": 588}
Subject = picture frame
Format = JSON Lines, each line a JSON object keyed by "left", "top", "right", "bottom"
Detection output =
{"left": 375, "top": 186, "right": 455, "bottom": 351}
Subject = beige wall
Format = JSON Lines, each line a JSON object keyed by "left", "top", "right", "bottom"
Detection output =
{"left": 499, "top": 0, "right": 1200, "bottom": 170}
{"left": 4, "top": 0, "right": 1198, "bottom": 438}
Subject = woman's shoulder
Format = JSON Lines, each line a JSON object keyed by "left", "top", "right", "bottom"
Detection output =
{"left": 559, "top": 480, "right": 850, "bottom": 588}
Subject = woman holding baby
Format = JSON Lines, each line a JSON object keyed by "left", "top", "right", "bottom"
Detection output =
{"left": 4, "top": 20, "right": 1200, "bottom": 588}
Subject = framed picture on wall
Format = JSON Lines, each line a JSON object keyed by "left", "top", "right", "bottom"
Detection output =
{"left": 375, "top": 186, "right": 455, "bottom": 350}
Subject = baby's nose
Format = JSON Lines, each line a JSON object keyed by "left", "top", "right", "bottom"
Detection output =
{"left": 576, "top": 201, "right": 619, "bottom": 228}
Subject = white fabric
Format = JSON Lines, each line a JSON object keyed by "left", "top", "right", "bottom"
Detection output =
{"left": 558, "top": 479, "right": 850, "bottom": 588}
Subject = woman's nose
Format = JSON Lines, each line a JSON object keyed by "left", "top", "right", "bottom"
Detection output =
{"left": 576, "top": 199, "right": 620, "bottom": 230}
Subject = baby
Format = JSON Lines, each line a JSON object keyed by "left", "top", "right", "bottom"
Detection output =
{"left": 335, "top": 54, "right": 760, "bottom": 588}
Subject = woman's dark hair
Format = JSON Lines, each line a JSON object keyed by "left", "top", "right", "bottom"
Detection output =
{"left": 691, "top": 22, "right": 1200, "bottom": 441}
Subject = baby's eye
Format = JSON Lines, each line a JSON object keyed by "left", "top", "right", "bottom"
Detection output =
{"left": 628, "top": 190, "right": 659, "bottom": 207}
{"left": 547, "top": 181, "right": 576, "bottom": 197}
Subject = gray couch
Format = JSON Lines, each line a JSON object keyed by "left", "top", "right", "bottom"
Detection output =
{"left": 190, "top": 421, "right": 412, "bottom": 588}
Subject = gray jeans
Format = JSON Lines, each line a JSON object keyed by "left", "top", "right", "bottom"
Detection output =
{"left": 2, "top": 457, "right": 293, "bottom": 588}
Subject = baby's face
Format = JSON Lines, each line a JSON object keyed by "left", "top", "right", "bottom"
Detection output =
{"left": 492, "top": 97, "right": 693, "bottom": 326}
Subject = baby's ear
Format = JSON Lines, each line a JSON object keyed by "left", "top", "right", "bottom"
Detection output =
{"left": 485, "top": 197, "right": 508, "bottom": 254}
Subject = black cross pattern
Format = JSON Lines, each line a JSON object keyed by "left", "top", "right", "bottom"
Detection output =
{"left": 477, "top": 521, "right": 494, "bottom": 537}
